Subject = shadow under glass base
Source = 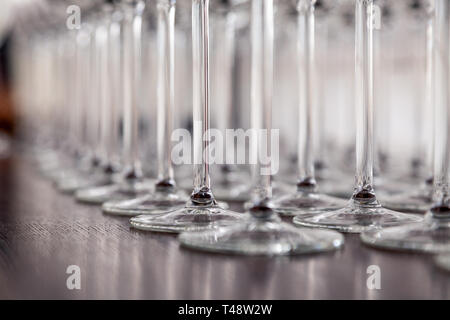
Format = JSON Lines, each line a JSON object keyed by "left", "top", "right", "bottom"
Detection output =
{"left": 102, "top": 188, "right": 189, "bottom": 216}
{"left": 178, "top": 214, "right": 344, "bottom": 256}
{"left": 272, "top": 190, "right": 347, "bottom": 218}
{"left": 361, "top": 211, "right": 450, "bottom": 253}
{"left": 293, "top": 198, "right": 423, "bottom": 234}
{"left": 380, "top": 188, "right": 433, "bottom": 214}
{"left": 75, "top": 179, "right": 154, "bottom": 205}
{"left": 129, "top": 202, "right": 244, "bottom": 233}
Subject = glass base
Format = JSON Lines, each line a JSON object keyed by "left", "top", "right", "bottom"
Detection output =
{"left": 321, "top": 182, "right": 354, "bottom": 199}
{"left": 361, "top": 212, "right": 450, "bottom": 253}
{"left": 211, "top": 168, "right": 251, "bottom": 202}
{"left": 213, "top": 182, "right": 251, "bottom": 202}
{"left": 272, "top": 190, "right": 347, "bottom": 217}
{"left": 129, "top": 202, "right": 244, "bottom": 233}
{"left": 39, "top": 158, "right": 66, "bottom": 179}
{"left": 56, "top": 172, "right": 111, "bottom": 194}
{"left": 178, "top": 215, "right": 344, "bottom": 256}
{"left": 102, "top": 189, "right": 188, "bottom": 216}
{"left": 293, "top": 199, "right": 423, "bottom": 233}
{"left": 380, "top": 189, "right": 433, "bottom": 213}
{"left": 317, "top": 171, "right": 354, "bottom": 199}
{"left": 375, "top": 177, "right": 416, "bottom": 196}
{"left": 42, "top": 165, "right": 71, "bottom": 182}
{"left": 435, "top": 254, "right": 450, "bottom": 272}
{"left": 243, "top": 181, "right": 294, "bottom": 210}
{"left": 75, "top": 180, "right": 154, "bottom": 205}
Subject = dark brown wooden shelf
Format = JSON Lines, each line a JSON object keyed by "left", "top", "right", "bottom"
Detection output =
{"left": 0, "top": 155, "right": 448, "bottom": 299}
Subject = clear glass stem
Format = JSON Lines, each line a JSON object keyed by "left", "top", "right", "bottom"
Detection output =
{"left": 156, "top": 0, "right": 176, "bottom": 188}
{"left": 107, "top": 7, "right": 123, "bottom": 170}
{"left": 77, "top": 28, "right": 92, "bottom": 159}
{"left": 432, "top": 0, "right": 449, "bottom": 212}
{"left": 296, "top": 0, "right": 316, "bottom": 190}
{"left": 89, "top": 21, "right": 102, "bottom": 165}
{"left": 122, "top": 1, "right": 144, "bottom": 179}
{"left": 191, "top": 0, "right": 215, "bottom": 204}
{"left": 353, "top": 0, "right": 375, "bottom": 200}
{"left": 250, "top": 0, "right": 274, "bottom": 206}
{"left": 425, "top": 3, "right": 435, "bottom": 182}
{"left": 213, "top": 10, "right": 235, "bottom": 165}
{"left": 73, "top": 31, "right": 84, "bottom": 157}
{"left": 98, "top": 11, "right": 114, "bottom": 169}
{"left": 315, "top": 21, "right": 328, "bottom": 174}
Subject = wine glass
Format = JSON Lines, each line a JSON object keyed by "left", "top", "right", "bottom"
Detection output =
{"left": 209, "top": 0, "right": 253, "bottom": 202}
{"left": 129, "top": 0, "right": 244, "bottom": 232}
{"left": 178, "top": 0, "right": 344, "bottom": 255}
{"left": 100, "top": 0, "right": 189, "bottom": 215}
{"left": 76, "top": 0, "right": 155, "bottom": 204}
{"left": 378, "top": 0, "right": 434, "bottom": 213}
{"left": 361, "top": 0, "right": 450, "bottom": 252}
{"left": 55, "top": 6, "right": 114, "bottom": 194}
{"left": 293, "top": 0, "right": 422, "bottom": 233}
{"left": 271, "top": 0, "right": 347, "bottom": 217}
{"left": 316, "top": 0, "right": 357, "bottom": 200}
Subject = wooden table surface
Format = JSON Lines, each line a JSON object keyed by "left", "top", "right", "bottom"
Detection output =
{"left": 0, "top": 155, "right": 448, "bottom": 300}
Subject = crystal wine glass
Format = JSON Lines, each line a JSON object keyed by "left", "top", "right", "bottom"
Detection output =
{"left": 129, "top": 0, "right": 244, "bottom": 232}
{"left": 271, "top": 0, "right": 347, "bottom": 217}
{"left": 293, "top": 0, "right": 422, "bottom": 233}
{"left": 178, "top": 0, "right": 344, "bottom": 255}
{"left": 101, "top": 0, "right": 189, "bottom": 215}
{"left": 208, "top": 0, "right": 253, "bottom": 202}
{"left": 55, "top": 6, "right": 114, "bottom": 193}
{"left": 76, "top": 0, "right": 155, "bottom": 204}
{"left": 361, "top": 0, "right": 450, "bottom": 251}
{"left": 380, "top": 0, "right": 435, "bottom": 213}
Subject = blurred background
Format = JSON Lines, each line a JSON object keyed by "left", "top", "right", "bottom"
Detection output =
{"left": 0, "top": 1, "right": 14, "bottom": 134}
{"left": 0, "top": 0, "right": 434, "bottom": 198}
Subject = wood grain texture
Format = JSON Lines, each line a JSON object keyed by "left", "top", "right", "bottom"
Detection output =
{"left": 0, "top": 155, "right": 448, "bottom": 299}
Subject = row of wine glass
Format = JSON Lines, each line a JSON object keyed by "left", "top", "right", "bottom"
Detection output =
{"left": 9, "top": 0, "right": 449, "bottom": 267}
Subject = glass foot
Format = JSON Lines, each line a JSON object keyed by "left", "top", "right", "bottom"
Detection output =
{"left": 375, "top": 178, "right": 416, "bottom": 196}
{"left": 361, "top": 212, "right": 450, "bottom": 253}
{"left": 293, "top": 199, "right": 423, "bottom": 233}
{"left": 102, "top": 189, "right": 188, "bottom": 216}
{"left": 56, "top": 172, "right": 111, "bottom": 194}
{"left": 321, "top": 181, "right": 354, "bottom": 199}
{"left": 243, "top": 181, "right": 293, "bottom": 210}
{"left": 213, "top": 182, "right": 251, "bottom": 202}
{"left": 317, "top": 171, "right": 354, "bottom": 199}
{"left": 42, "top": 166, "right": 70, "bottom": 182}
{"left": 178, "top": 215, "right": 344, "bottom": 256}
{"left": 130, "top": 203, "right": 244, "bottom": 233}
{"left": 272, "top": 191, "right": 347, "bottom": 217}
{"left": 435, "top": 254, "right": 450, "bottom": 272}
{"left": 75, "top": 180, "right": 153, "bottom": 205}
{"left": 211, "top": 168, "right": 252, "bottom": 202}
{"left": 380, "top": 189, "right": 433, "bottom": 213}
